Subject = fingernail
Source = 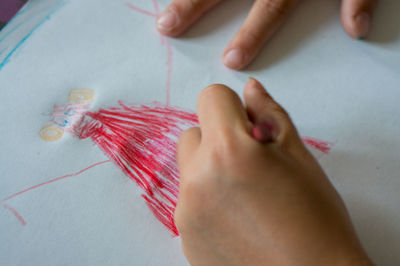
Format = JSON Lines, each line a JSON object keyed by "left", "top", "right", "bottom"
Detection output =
{"left": 355, "top": 12, "right": 370, "bottom": 40}
{"left": 247, "top": 77, "right": 261, "bottom": 93}
{"left": 157, "top": 9, "right": 179, "bottom": 31}
{"left": 223, "top": 48, "right": 245, "bottom": 69}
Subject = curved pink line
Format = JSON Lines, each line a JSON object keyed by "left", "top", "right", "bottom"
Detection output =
{"left": 3, "top": 204, "right": 26, "bottom": 226}
{"left": 2, "top": 160, "right": 111, "bottom": 202}
{"left": 125, "top": 3, "right": 156, "bottom": 17}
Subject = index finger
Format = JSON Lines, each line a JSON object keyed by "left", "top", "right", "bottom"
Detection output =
{"left": 156, "top": 0, "right": 223, "bottom": 37}
{"left": 196, "top": 84, "right": 249, "bottom": 141}
{"left": 223, "top": 0, "right": 299, "bottom": 69}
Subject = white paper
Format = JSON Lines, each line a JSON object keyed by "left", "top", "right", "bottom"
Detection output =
{"left": 1, "top": 0, "right": 399, "bottom": 265}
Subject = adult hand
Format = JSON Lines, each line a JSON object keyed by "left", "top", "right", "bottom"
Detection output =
{"left": 175, "top": 79, "right": 373, "bottom": 265}
{"left": 156, "top": 0, "right": 377, "bottom": 70}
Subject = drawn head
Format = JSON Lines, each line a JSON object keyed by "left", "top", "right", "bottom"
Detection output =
{"left": 39, "top": 124, "right": 64, "bottom": 142}
{"left": 68, "top": 88, "right": 95, "bottom": 104}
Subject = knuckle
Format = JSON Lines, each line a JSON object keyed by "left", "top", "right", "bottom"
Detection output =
{"left": 178, "top": 179, "right": 214, "bottom": 221}
{"left": 359, "top": 0, "right": 378, "bottom": 10}
{"left": 200, "top": 83, "right": 230, "bottom": 98}
{"left": 190, "top": 0, "right": 201, "bottom": 7}
{"left": 198, "top": 84, "right": 234, "bottom": 107}
{"left": 240, "top": 28, "right": 264, "bottom": 47}
{"left": 188, "top": 0, "right": 210, "bottom": 11}
{"left": 214, "top": 127, "right": 238, "bottom": 154}
{"left": 266, "top": 100, "right": 289, "bottom": 118}
{"left": 261, "top": 101, "right": 298, "bottom": 139}
{"left": 179, "top": 127, "right": 198, "bottom": 143}
{"left": 259, "top": 0, "right": 295, "bottom": 16}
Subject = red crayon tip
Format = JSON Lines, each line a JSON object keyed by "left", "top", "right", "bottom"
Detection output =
{"left": 252, "top": 122, "right": 275, "bottom": 143}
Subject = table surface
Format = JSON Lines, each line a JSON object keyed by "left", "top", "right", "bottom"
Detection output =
{"left": 1, "top": 0, "right": 399, "bottom": 265}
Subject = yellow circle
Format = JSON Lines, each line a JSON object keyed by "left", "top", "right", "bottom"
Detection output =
{"left": 68, "top": 88, "right": 95, "bottom": 104}
{"left": 39, "top": 124, "right": 64, "bottom": 142}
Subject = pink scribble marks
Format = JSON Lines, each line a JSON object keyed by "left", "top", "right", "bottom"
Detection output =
{"left": 1, "top": 160, "right": 111, "bottom": 226}
{"left": 76, "top": 102, "right": 198, "bottom": 235}
{"left": 51, "top": 102, "right": 91, "bottom": 134}
{"left": 2, "top": 204, "right": 26, "bottom": 226}
{"left": 126, "top": 0, "right": 173, "bottom": 105}
{"left": 152, "top": 0, "right": 160, "bottom": 14}
{"left": 302, "top": 137, "right": 335, "bottom": 157}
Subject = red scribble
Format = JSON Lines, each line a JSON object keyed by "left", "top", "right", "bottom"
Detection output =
{"left": 76, "top": 102, "right": 198, "bottom": 236}
{"left": 301, "top": 137, "right": 335, "bottom": 155}
{"left": 69, "top": 102, "right": 332, "bottom": 236}
{"left": 125, "top": 3, "right": 156, "bottom": 17}
{"left": 126, "top": 0, "right": 173, "bottom": 105}
{"left": 3, "top": 204, "right": 26, "bottom": 226}
{"left": 2, "top": 160, "right": 110, "bottom": 202}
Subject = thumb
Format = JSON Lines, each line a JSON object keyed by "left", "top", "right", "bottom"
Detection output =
{"left": 243, "top": 78, "right": 301, "bottom": 148}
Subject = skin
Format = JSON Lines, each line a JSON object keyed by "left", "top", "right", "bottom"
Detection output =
{"left": 156, "top": 0, "right": 378, "bottom": 69}
{"left": 175, "top": 79, "right": 373, "bottom": 266}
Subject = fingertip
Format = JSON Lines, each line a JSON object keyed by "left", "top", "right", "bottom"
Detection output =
{"left": 156, "top": 7, "right": 181, "bottom": 36}
{"left": 156, "top": 0, "right": 223, "bottom": 37}
{"left": 197, "top": 83, "right": 235, "bottom": 115}
{"left": 198, "top": 83, "right": 233, "bottom": 102}
{"left": 222, "top": 48, "right": 248, "bottom": 70}
{"left": 342, "top": 12, "right": 371, "bottom": 40}
{"left": 341, "top": 0, "right": 377, "bottom": 40}
{"left": 246, "top": 77, "right": 264, "bottom": 91}
{"left": 244, "top": 77, "right": 272, "bottom": 101}
{"left": 354, "top": 12, "right": 371, "bottom": 39}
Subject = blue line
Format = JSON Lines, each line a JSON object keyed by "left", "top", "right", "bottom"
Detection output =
{"left": 0, "top": 1, "right": 66, "bottom": 72}
{"left": 0, "top": 8, "right": 50, "bottom": 44}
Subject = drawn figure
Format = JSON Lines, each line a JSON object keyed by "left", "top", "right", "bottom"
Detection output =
{"left": 34, "top": 88, "right": 335, "bottom": 236}
{"left": 75, "top": 100, "right": 198, "bottom": 236}
{"left": 39, "top": 124, "right": 64, "bottom": 142}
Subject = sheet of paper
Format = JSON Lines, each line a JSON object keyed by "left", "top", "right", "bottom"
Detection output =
{"left": 1, "top": 0, "right": 399, "bottom": 265}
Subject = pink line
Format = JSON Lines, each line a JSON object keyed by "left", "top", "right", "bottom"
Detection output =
{"left": 159, "top": 32, "right": 166, "bottom": 45}
{"left": 152, "top": 0, "right": 160, "bottom": 15}
{"left": 2, "top": 160, "right": 111, "bottom": 202}
{"left": 125, "top": 3, "right": 157, "bottom": 17}
{"left": 126, "top": 0, "right": 173, "bottom": 105}
{"left": 3, "top": 204, "right": 26, "bottom": 226}
{"left": 301, "top": 137, "right": 335, "bottom": 155}
{"left": 165, "top": 40, "right": 172, "bottom": 105}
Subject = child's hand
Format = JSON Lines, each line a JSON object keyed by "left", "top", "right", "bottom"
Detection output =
{"left": 175, "top": 79, "right": 373, "bottom": 265}
{"left": 156, "top": 0, "right": 377, "bottom": 69}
